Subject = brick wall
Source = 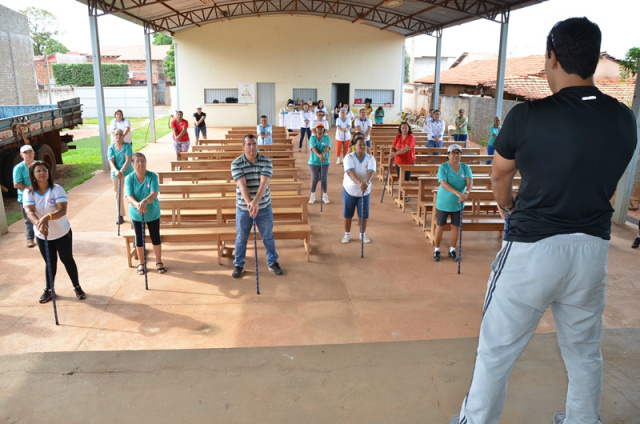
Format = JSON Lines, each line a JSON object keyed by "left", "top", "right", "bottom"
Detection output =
{"left": 0, "top": 5, "right": 39, "bottom": 105}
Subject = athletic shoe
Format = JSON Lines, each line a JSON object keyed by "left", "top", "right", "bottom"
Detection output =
{"left": 449, "top": 415, "right": 460, "bottom": 424}
{"left": 269, "top": 262, "right": 284, "bottom": 275}
{"left": 552, "top": 412, "right": 566, "bottom": 424}
{"left": 27, "top": 239, "right": 35, "bottom": 248}
{"left": 322, "top": 193, "right": 330, "bottom": 204}
{"left": 39, "top": 289, "right": 52, "bottom": 304}
{"left": 336, "top": 157, "right": 341, "bottom": 164}
{"left": 632, "top": 236, "right": 640, "bottom": 248}
{"left": 449, "top": 250, "right": 458, "bottom": 261}
{"left": 405, "top": 196, "right": 410, "bottom": 202}
{"left": 359, "top": 234, "right": 371, "bottom": 243}
{"left": 342, "top": 234, "right": 350, "bottom": 244}
{"left": 116, "top": 216, "right": 125, "bottom": 225}
{"left": 74, "top": 286, "right": 86, "bottom": 300}
{"left": 231, "top": 266, "right": 244, "bottom": 278}
{"left": 433, "top": 251, "right": 441, "bottom": 262}
{"left": 308, "top": 193, "right": 316, "bottom": 204}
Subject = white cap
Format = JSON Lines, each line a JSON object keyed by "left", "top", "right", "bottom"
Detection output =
{"left": 447, "top": 144, "right": 463, "bottom": 153}
{"left": 196, "top": 105, "right": 202, "bottom": 109}
{"left": 20, "top": 145, "right": 34, "bottom": 153}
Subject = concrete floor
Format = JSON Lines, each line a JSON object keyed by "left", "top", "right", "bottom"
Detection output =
{"left": 1, "top": 129, "right": 638, "bottom": 423}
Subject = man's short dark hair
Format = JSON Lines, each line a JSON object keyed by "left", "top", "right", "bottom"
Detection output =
{"left": 260, "top": 115, "right": 267, "bottom": 120}
{"left": 243, "top": 134, "right": 257, "bottom": 145}
{"left": 546, "top": 17, "right": 601, "bottom": 80}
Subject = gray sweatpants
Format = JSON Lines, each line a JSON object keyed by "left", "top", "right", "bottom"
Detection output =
{"left": 458, "top": 233, "right": 609, "bottom": 424}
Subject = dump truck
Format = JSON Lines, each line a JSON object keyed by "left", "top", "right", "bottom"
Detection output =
{"left": 0, "top": 98, "right": 82, "bottom": 196}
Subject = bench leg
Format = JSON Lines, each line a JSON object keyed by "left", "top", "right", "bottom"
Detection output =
{"left": 217, "top": 239, "right": 222, "bottom": 266}
{"left": 304, "top": 236, "right": 310, "bottom": 262}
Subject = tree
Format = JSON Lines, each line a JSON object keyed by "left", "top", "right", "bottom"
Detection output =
{"left": 619, "top": 47, "right": 640, "bottom": 79}
{"left": 153, "top": 33, "right": 173, "bottom": 45}
{"left": 404, "top": 54, "right": 411, "bottom": 83}
{"left": 164, "top": 44, "right": 175, "bottom": 82}
{"left": 20, "top": 7, "right": 68, "bottom": 56}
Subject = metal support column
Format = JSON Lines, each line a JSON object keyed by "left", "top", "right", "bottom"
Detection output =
{"left": 174, "top": 42, "right": 180, "bottom": 111}
{"left": 88, "top": 3, "right": 109, "bottom": 170}
{"left": 433, "top": 31, "right": 442, "bottom": 110}
{"left": 612, "top": 77, "right": 640, "bottom": 224}
{"left": 400, "top": 45, "right": 405, "bottom": 113}
{"left": 144, "top": 29, "right": 157, "bottom": 143}
{"left": 495, "top": 11, "right": 510, "bottom": 119}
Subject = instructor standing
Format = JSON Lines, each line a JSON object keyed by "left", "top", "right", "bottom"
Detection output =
{"left": 231, "top": 134, "right": 283, "bottom": 278}
{"left": 450, "top": 17, "right": 637, "bottom": 424}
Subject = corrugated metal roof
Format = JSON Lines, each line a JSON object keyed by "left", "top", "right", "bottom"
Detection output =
{"left": 74, "top": 0, "right": 548, "bottom": 37}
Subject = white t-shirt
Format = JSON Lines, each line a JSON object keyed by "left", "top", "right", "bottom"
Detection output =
{"left": 355, "top": 117, "right": 372, "bottom": 139}
{"left": 23, "top": 184, "right": 71, "bottom": 240}
{"left": 335, "top": 117, "right": 352, "bottom": 141}
{"left": 310, "top": 119, "right": 329, "bottom": 133}
{"left": 342, "top": 152, "right": 376, "bottom": 197}
{"left": 110, "top": 118, "right": 132, "bottom": 143}
{"left": 314, "top": 106, "right": 327, "bottom": 114}
{"left": 300, "top": 110, "right": 314, "bottom": 128}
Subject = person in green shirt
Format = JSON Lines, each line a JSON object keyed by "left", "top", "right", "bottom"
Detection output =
{"left": 454, "top": 108, "right": 469, "bottom": 147}
{"left": 108, "top": 129, "right": 133, "bottom": 224}
{"left": 124, "top": 152, "right": 165, "bottom": 275}
{"left": 308, "top": 123, "right": 332, "bottom": 204}
{"left": 13, "top": 145, "right": 36, "bottom": 247}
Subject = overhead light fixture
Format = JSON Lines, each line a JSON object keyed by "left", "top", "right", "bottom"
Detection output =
{"left": 381, "top": 0, "right": 403, "bottom": 7}
{"left": 354, "top": 18, "right": 367, "bottom": 24}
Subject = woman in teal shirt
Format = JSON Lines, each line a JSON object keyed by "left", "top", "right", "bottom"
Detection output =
{"left": 308, "top": 123, "right": 332, "bottom": 204}
{"left": 124, "top": 152, "right": 165, "bottom": 274}
{"left": 374, "top": 106, "right": 385, "bottom": 124}
{"left": 433, "top": 144, "right": 473, "bottom": 262}
{"left": 108, "top": 129, "right": 134, "bottom": 224}
{"left": 487, "top": 116, "right": 501, "bottom": 163}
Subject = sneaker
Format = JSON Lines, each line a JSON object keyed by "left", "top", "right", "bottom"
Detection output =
{"left": 322, "top": 193, "right": 330, "bottom": 204}
{"left": 359, "top": 234, "right": 371, "bottom": 243}
{"left": 308, "top": 193, "right": 316, "bottom": 204}
{"left": 433, "top": 251, "right": 441, "bottom": 262}
{"left": 231, "top": 266, "right": 244, "bottom": 278}
{"left": 449, "top": 415, "right": 460, "bottom": 424}
{"left": 449, "top": 250, "right": 458, "bottom": 261}
{"left": 27, "top": 239, "right": 35, "bottom": 248}
{"left": 405, "top": 196, "right": 410, "bottom": 202}
{"left": 552, "top": 412, "right": 566, "bottom": 424}
{"left": 269, "top": 262, "right": 284, "bottom": 275}
{"left": 336, "top": 157, "right": 341, "bottom": 164}
{"left": 39, "top": 289, "right": 52, "bottom": 304}
{"left": 632, "top": 236, "right": 640, "bottom": 248}
{"left": 74, "top": 286, "right": 86, "bottom": 300}
{"left": 342, "top": 234, "right": 350, "bottom": 244}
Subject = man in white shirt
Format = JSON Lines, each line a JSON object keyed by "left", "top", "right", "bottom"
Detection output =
{"left": 299, "top": 103, "right": 314, "bottom": 152}
{"left": 355, "top": 108, "right": 372, "bottom": 151}
{"left": 426, "top": 109, "right": 445, "bottom": 149}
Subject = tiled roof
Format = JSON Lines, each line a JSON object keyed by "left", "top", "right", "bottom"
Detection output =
{"left": 90, "top": 45, "right": 171, "bottom": 61}
{"left": 415, "top": 55, "right": 546, "bottom": 84}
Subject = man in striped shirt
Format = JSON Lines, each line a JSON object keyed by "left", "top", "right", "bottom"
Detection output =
{"left": 231, "top": 134, "right": 283, "bottom": 278}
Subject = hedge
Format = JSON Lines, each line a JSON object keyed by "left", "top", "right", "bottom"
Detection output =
{"left": 52, "top": 63, "right": 129, "bottom": 86}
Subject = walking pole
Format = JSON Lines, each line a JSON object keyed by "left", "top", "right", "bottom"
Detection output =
{"left": 458, "top": 203, "right": 463, "bottom": 274}
{"left": 117, "top": 179, "right": 122, "bottom": 236}
{"left": 381, "top": 157, "right": 392, "bottom": 203}
{"left": 253, "top": 218, "right": 261, "bottom": 295}
{"left": 319, "top": 161, "right": 323, "bottom": 213}
{"left": 141, "top": 213, "right": 148, "bottom": 290}
{"left": 360, "top": 196, "right": 364, "bottom": 259}
{"left": 44, "top": 238, "right": 60, "bottom": 325}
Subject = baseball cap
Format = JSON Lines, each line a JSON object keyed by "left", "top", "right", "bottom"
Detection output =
{"left": 315, "top": 123, "right": 325, "bottom": 129}
{"left": 20, "top": 145, "right": 34, "bottom": 153}
{"left": 196, "top": 105, "right": 202, "bottom": 109}
{"left": 447, "top": 144, "right": 462, "bottom": 153}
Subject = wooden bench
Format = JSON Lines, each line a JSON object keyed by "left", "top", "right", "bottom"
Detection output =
{"left": 425, "top": 190, "right": 505, "bottom": 245}
{"left": 123, "top": 195, "right": 311, "bottom": 267}
{"left": 193, "top": 143, "right": 294, "bottom": 151}
{"left": 157, "top": 167, "right": 300, "bottom": 184}
{"left": 170, "top": 157, "right": 297, "bottom": 170}
{"left": 158, "top": 180, "right": 302, "bottom": 199}
{"left": 179, "top": 150, "right": 294, "bottom": 160}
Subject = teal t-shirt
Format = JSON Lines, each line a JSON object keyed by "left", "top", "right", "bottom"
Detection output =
{"left": 12, "top": 161, "right": 31, "bottom": 203}
{"left": 107, "top": 143, "right": 134, "bottom": 179}
{"left": 308, "top": 135, "right": 331, "bottom": 166}
{"left": 488, "top": 125, "right": 501, "bottom": 147}
{"left": 436, "top": 161, "right": 473, "bottom": 212}
{"left": 124, "top": 171, "right": 161, "bottom": 222}
{"left": 455, "top": 116, "right": 468, "bottom": 134}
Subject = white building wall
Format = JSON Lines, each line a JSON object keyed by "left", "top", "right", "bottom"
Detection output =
{"left": 74, "top": 86, "right": 151, "bottom": 117}
{"left": 175, "top": 15, "right": 405, "bottom": 127}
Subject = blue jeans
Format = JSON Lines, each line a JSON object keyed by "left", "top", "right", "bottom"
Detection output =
{"left": 427, "top": 139, "right": 443, "bottom": 154}
{"left": 299, "top": 127, "right": 311, "bottom": 149}
{"left": 453, "top": 133, "right": 467, "bottom": 147}
{"left": 20, "top": 203, "right": 34, "bottom": 240}
{"left": 194, "top": 126, "right": 207, "bottom": 138}
{"left": 234, "top": 206, "right": 279, "bottom": 268}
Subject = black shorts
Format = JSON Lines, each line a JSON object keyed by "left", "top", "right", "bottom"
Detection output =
{"left": 436, "top": 209, "right": 461, "bottom": 227}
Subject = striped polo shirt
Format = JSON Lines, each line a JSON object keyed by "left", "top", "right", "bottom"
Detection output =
{"left": 231, "top": 153, "right": 273, "bottom": 211}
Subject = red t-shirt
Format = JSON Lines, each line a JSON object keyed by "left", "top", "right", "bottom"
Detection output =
{"left": 392, "top": 134, "right": 416, "bottom": 165}
{"left": 171, "top": 119, "right": 190, "bottom": 142}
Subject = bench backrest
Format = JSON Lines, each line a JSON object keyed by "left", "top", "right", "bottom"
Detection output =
{"left": 159, "top": 181, "right": 302, "bottom": 198}
{"left": 157, "top": 167, "right": 299, "bottom": 184}
{"left": 171, "top": 157, "right": 296, "bottom": 170}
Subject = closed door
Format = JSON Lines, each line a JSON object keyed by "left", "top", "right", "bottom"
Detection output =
{"left": 257, "top": 83, "right": 276, "bottom": 125}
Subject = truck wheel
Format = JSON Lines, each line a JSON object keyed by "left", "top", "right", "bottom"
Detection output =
{"left": 35, "top": 144, "right": 56, "bottom": 180}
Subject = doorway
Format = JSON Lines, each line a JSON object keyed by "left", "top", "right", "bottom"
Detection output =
{"left": 257, "top": 83, "right": 276, "bottom": 125}
{"left": 332, "top": 83, "right": 350, "bottom": 122}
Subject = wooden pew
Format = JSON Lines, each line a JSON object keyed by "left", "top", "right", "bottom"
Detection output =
{"left": 170, "top": 157, "right": 296, "bottom": 170}
{"left": 123, "top": 195, "right": 312, "bottom": 267}
{"left": 425, "top": 190, "right": 505, "bottom": 245}
{"left": 193, "top": 143, "right": 293, "bottom": 151}
{"left": 179, "top": 150, "right": 294, "bottom": 161}
{"left": 157, "top": 168, "right": 300, "bottom": 184}
{"left": 158, "top": 181, "right": 302, "bottom": 199}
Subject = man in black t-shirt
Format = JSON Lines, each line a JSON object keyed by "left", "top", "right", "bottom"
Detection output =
{"left": 193, "top": 106, "right": 207, "bottom": 145}
{"left": 450, "top": 18, "right": 637, "bottom": 424}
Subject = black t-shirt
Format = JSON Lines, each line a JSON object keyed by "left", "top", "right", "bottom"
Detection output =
{"left": 495, "top": 86, "right": 637, "bottom": 242}
{"left": 193, "top": 112, "right": 206, "bottom": 128}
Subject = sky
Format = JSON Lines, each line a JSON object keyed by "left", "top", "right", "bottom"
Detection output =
{"left": 0, "top": 0, "right": 638, "bottom": 60}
